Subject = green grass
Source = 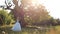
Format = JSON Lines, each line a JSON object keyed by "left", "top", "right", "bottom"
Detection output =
{"left": 55, "top": 25, "right": 60, "bottom": 34}
{"left": 0, "top": 25, "right": 60, "bottom": 34}
{"left": 55, "top": 25, "right": 60, "bottom": 31}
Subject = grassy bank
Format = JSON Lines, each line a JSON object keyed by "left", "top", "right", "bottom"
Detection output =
{"left": 0, "top": 25, "right": 60, "bottom": 34}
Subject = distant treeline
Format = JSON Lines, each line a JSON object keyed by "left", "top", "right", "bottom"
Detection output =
{"left": 32, "top": 18, "right": 60, "bottom": 26}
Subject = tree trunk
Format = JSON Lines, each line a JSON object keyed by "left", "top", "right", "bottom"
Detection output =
{"left": 12, "top": 0, "right": 27, "bottom": 27}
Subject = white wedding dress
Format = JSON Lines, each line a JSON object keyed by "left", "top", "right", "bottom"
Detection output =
{"left": 11, "top": 20, "right": 21, "bottom": 31}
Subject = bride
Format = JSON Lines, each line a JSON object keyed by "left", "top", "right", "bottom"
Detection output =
{"left": 11, "top": 17, "right": 21, "bottom": 31}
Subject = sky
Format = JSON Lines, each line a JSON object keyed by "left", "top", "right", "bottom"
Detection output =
{"left": 40, "top": 0, "right": 60, "bottom": 19}
{"left": 0, "top": 0, "right": 60, "bottom": 19}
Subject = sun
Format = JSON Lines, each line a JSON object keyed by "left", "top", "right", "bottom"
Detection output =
{"left": 30, "top": 0, "right": 41, "bottom": 6}
{"left": 31, "top": 0, "right": 46, "bottom": 5}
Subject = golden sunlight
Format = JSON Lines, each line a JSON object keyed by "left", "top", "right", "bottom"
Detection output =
{"left": 30, "top": 0, "right": 60, "bottom": 19}
{"left": 0, "top": 0, "right": 60, "bottom": 19}
{"left": 30, "top": 0, "right": 43, "bottom": 6}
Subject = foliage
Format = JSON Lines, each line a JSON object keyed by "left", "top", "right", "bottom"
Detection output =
{"left": 1, "top": 0, "right": 60, "bottom": 26}
{"left": 24, "top": 5, "right": 51, "bottom": 25}
{"left": 0, "top": 10, "right": 15, "bottom": 25}
{"left": 11, "top": 0, "right": 51, "bottom": 26}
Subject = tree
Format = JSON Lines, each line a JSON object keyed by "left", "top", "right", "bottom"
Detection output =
{"left": 24, "top": 4, "right": 51, "bottom": 25}
{"left": 0, "top": 0, "right": 51, "bottom": 27}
